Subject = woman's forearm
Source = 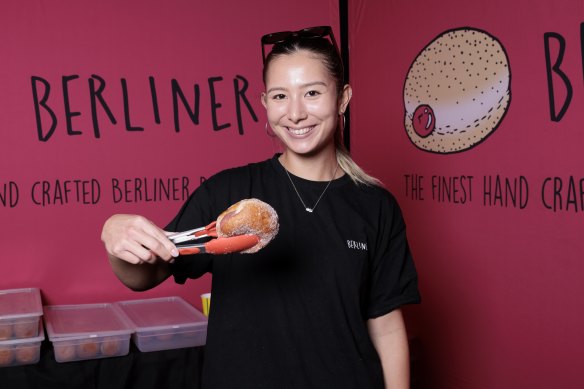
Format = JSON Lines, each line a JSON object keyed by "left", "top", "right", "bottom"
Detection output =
{"left": 367, "top": 309, "right": 411, "bottom": 389}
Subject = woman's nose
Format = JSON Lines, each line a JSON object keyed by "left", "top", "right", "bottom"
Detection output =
{"left": 287, "top": 98, "right": 307, "bottom": 122}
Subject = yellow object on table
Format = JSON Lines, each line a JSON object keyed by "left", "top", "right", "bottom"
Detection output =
{"left": 200, "top": 293, "right": 211, "bottom": 317}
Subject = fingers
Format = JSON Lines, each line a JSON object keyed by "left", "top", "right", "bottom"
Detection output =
{"left": 113, "top": 245, "right": 155, "bottom": 265}
{"left": 101, "top": 214, "right": 178, "bottom": 265}
{"left": 133, "top": 225, "right": 178, "bottom": 262}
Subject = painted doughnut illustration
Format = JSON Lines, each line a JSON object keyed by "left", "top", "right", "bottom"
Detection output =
{"left": 403, "top": 27, "right": 511, "bottom": 153}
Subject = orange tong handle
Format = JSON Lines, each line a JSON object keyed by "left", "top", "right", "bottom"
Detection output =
{"left": 194, "top": 221, "right": 217, "bottom": 238}
{"left": 204, "top": 234, "right": 260, "bottom": 254}
{"left": 178, "top": 246, "right": 202, "bottom": 255}
{"left": 177, "top": 234, "right": 260, "bottom": 256}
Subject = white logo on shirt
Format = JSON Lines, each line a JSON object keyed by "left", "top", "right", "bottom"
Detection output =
{"left": 347, "top": 240, "right": 368, "bottom": 251}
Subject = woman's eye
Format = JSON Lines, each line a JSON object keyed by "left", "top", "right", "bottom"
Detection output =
{"left": 306, "top": 90, "right": 321, "bottom": 97}
{"left": 272, "top": 93, "right": 286, "bottom": 100}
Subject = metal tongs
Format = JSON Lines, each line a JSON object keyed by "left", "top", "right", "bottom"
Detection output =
{"left": 168, "top": 221, "right": 260, "bottom": 255}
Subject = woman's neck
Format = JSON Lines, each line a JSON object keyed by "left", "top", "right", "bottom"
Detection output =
{"left": 279, "top": 150, "right": 340, "bottom": 181}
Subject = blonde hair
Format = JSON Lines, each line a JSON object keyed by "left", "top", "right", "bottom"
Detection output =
{"left": 335, "top": 126, "right": 383, "bottom": 187}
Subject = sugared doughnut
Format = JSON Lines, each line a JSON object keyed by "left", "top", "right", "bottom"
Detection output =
{"left": 77, "top": 341, "right": 99, "bottom": 359}
{"left": 404, "top": 27, "right": 511, "bottom": 153}
{"left": 0, "top": 323, "right": 13, "bottom": 340}
{"left": 100, "top": 338, "right": 122, "bottom": 356}
{"left": 13, "top": 321, "right": 37, "bottom": 338}
{"left": 216, "top": 199, "right": 279, "bottom": 253}
{"left": 0, "top": 346, "right": 14, "bottom": 366}
{"left": 54, "top": 344, "right": 77, "bottom": 362}
{"left": 15, "top": 345, "right": 38, "bottom": 364}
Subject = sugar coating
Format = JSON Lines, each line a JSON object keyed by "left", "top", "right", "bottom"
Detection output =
{"left": 15, "top": 345, "right": 38, "bottom": 363}
{"left": 216, "top": 199, "right": 279, "bottom": 253}
{"left": 0, "top": 346, "right": 14, "bottom": 366}
{"left": 77, "top": 341, "right": 99, "bottom": 359}
{"left": 0, "top": 323, "right": 13, "bottom": 340}
{"left": 100, "top": 338, "right": 122, "bottom": 356}
{"left": 13, "top": 321, "right": 37, "bottom": 338}
{"left": 55, "top": 345, "right": 77, "bottom": 362}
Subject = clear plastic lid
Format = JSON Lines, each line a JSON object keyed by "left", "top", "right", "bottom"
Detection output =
{"left": 116, "top": 296, "right": 207, "bottom": 332}
{"left": 0, "top": 288, "right": 43, "bottom": 320}
{"left": 44, "top": 303, "right": 133, "bottom": 340}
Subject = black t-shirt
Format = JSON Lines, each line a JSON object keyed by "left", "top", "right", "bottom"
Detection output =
{"left": 167, "top": 154, "right": 421, "bottom": 388}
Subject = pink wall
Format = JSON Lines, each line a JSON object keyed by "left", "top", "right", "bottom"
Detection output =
{"left": 0, "top": 0, "right": 339, "bottom": 310}
{"left": 349, "top": 0, "right": 584, "bottom": 388}
{"left": 5, "top": 0, "right": 581, "bottom": 386}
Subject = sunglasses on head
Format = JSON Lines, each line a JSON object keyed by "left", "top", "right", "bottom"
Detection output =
{"left": 261, "top": 26, "right": 339, "bottom": 64}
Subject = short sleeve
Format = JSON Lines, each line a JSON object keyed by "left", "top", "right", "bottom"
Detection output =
{"left": 366, "top": 193, "right": 421, "bottom": 318}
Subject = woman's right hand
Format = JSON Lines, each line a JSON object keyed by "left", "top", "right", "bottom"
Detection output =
{"left": 101, "top": 214, "right": 179, "bottom": 265}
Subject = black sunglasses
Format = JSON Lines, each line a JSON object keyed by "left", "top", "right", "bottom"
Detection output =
{"left": 261, "top": 26, "right": 339, "bottom": 64}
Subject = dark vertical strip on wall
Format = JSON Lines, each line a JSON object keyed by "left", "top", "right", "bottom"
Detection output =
{"left": 581, "top": 23, "right": 584, "bottom": 94}
{"left": 339, "top": 0, "right": 350, "bottom": 151}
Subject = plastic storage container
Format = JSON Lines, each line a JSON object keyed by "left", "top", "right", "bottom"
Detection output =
{"left": 0, "top": 320, "right": 45, "bottom": 368}
{"left": 44, "top": 303, "right": 133, "bottom": 363}
{"left": 0, "top": 288, "right": 43, "bottom": 341}
{"left": 116, "top": 296, "right": 208, "bottom": 352}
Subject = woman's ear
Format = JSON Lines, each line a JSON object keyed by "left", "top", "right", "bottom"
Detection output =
{"left": 261, "top": 92, "right": 268, "bottom": 109}
{"left": 339, "top": 84, "right": 353, "bottom": 113}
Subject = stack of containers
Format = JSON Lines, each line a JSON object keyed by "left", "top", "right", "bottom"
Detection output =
{"left": 116, "top": 296, "right": 208, "bottom": 352}
{"left": 3, "top": 293, "right": 207, "bottom": 364}
{"left": 44, "top": 303, "right": 133, "bottom": 363}
{"left": 0, "top": 288, "right": 45, "bottom": 367}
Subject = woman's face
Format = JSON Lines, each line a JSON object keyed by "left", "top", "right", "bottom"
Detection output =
{"left": 262, "top": 50, "right": 350, "bottom": 158}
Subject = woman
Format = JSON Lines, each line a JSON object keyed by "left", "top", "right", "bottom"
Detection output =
{"left": 102, "top": 26, "right": 420, "bottom": 388}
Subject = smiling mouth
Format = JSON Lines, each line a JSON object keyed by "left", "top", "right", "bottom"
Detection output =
{"left": 287, "top": 126, "right": 314, "bottom": 136}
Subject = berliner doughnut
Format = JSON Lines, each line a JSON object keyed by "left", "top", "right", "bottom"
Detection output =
{"left": 15, "top": 345, "right": 38, "bottom": 364}
{"left": 100, "top": 338, "right": 122, "bottom": 356}
{"left": 0, "top": 323, "right": 13, "bottom": 340}
{"left": 216, "top": 199, "right": 279, "bottom": 253}
{"left": 13, "top": 321, "right": 37, "bottom": 338}
{"left": 54, "top": 344, "right": 77, "bottom": 362}
{"left": 77, "top": 341, "right": 99, "bottom": 359}
{"left": 404, "top": 27, "right": 511, "bottom": 153}
{"left": 0, "top": 346, "right": 14, "bottom": 366}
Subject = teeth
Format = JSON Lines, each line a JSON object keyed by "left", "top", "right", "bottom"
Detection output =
{"left": 288, "top": 126, "right": 312, "bottom": 135}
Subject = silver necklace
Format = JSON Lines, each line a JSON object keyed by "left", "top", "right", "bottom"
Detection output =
{"left": 284, "top": 163, "right": 339, "bottom": 213}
